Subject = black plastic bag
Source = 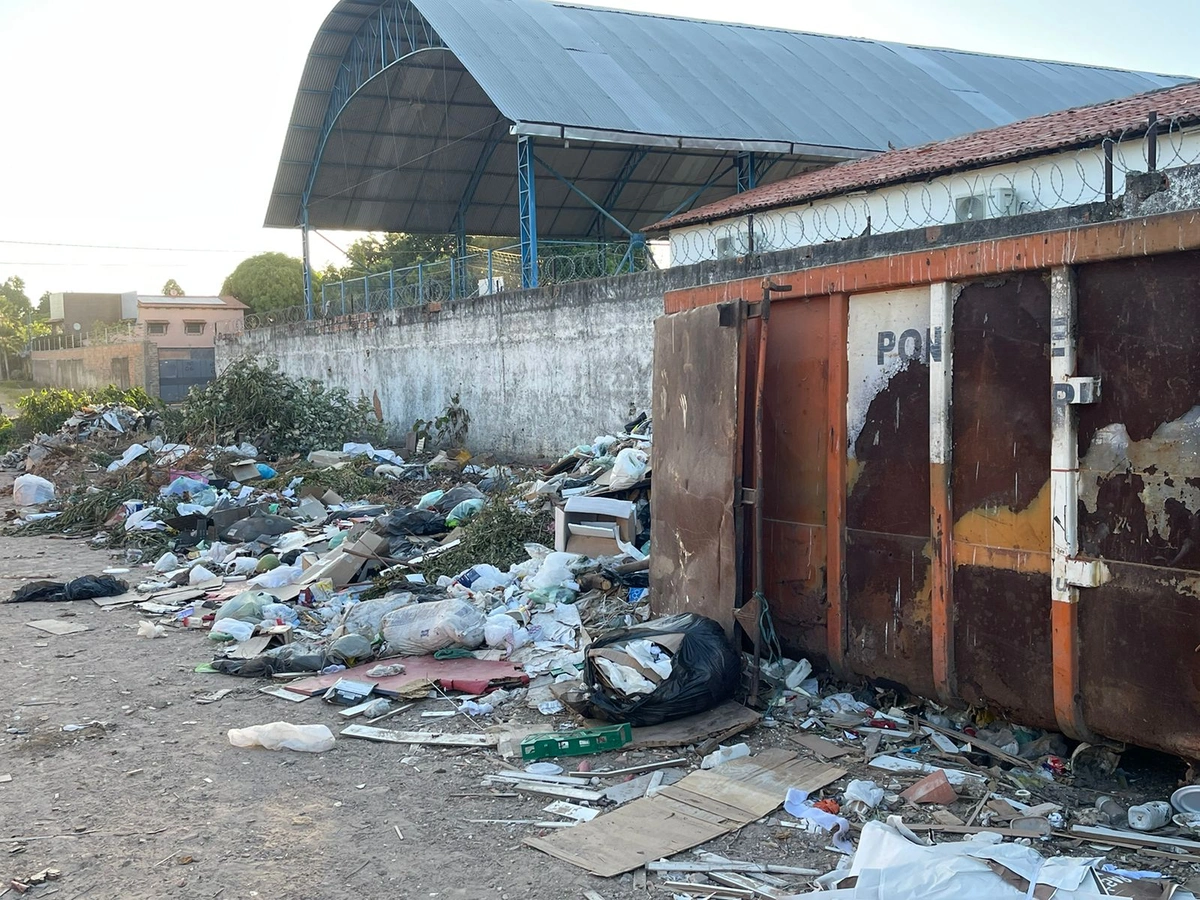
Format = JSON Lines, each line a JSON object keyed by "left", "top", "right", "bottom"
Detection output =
{"left": 8, "top": 574, "right": 128, "bottom": 603}
{"left": 582, "top": 613, "right": 740, "bottom": 726}
{"left": 379, "top": 509, "right": 445, "bottom": 536}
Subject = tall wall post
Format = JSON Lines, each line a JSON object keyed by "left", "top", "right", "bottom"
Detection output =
{"left": 518, "top": 135, "right": 539, "bottom": 289}
{"left": 301, "top": 206, "right": 314, "bottom": 320}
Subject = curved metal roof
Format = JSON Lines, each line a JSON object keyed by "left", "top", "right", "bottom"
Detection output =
{"left": 265, "top": 0, "right": 1188, "bottom": 236}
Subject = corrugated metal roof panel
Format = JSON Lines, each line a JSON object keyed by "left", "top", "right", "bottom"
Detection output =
{"left": 265, "top": 0, "right": 1193, "bottom": 231}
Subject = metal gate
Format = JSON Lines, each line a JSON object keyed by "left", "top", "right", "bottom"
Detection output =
{"left": 158, "top": 350, "right": 216, "bottom": 403}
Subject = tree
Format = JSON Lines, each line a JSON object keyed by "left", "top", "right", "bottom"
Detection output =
{"left": 339, "top": 233, "right": 458, "bottom": 277}
{"left": 221, "top": 252, "right": 306, "bottom": 314}
{"left": 161, "top": 278, "right": 185, "bottom": 297}
{"left": 0, "top": 276, "right": 47, "bottom": 380}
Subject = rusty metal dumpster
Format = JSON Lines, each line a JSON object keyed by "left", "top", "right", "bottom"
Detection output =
{"left": 650, "top": 225, "right": 1200, "bottom": 758}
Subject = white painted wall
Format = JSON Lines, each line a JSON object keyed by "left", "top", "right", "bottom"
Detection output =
{"left": 668, "top": 127, "right": 1200, "bottom": 265}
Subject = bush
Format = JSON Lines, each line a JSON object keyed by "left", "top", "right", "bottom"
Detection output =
{"left": 14, "top": 386, "right": 161, "bottom": 438}
{"left": 0, "top": 414, "right": 14, "bottom": 451}
{"left": 174, "top": 357, "right": 385, "bottom": 454}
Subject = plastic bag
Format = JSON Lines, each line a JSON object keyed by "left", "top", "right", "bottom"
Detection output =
{"left": 581, "top": 614, "right": 739, "bottom": 726}
{"left": 446, "top": 498, "right": 484, "bottom": 526}
{"left": 13, "top": 474, "right": 55, "bottom": 506}
{"left": 453, "top": 564, "right": 511, "bottom": 593}
{"left": 248, "top": 565, "right": 303, "bottom": 589}
{"left": 608, "top": 447, "right": 648, "bottom": 490}
{"left": 214, "top": 591, "right": 274, "bottom": 623}
{"left": 153, "top": 551, "right": 180, "bottom": 573}
{"left": 260, "top": 603, "right": 299, "bottom": 626}
{"left": 211, "top": 618, "right": 255, "bottom": 642}
{"left": 343, "top": 593, "right": 415, "bottom": 640}
{"left": 484, "top": 614, "right": 532, "bottom": 652}
{"left": 380, "top": 599, "right": 486, "bottom": 656}
{"left": 527, "top": 552, "right": 580, "bottom": 590}
{"left": 189, "top": 565, "right": 219, "bottom": 585}
{"left": 434, "top": 484, "right": 484, "bottom": 514}
{"left": 379, "top": 509, "right": 445, "bottom": 536}
{"left": 162, "top": 475, "right": 209, "bottom": 497}
{"left": 416, "top": 489, "right": 445, "bottom": 511}
{"left": 227, "top": 722, "right": 334, "bottom": 752}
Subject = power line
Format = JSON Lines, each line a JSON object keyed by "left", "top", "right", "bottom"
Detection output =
{"left": 0, "top": 238, "right": 259, "bottom": 253}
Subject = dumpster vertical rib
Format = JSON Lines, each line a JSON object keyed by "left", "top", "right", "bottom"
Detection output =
{"left": 929, "top": 282, "right": 956, "bottom": 704}
{"left": 826, "top": 292, "right": 849, "bottom": 675}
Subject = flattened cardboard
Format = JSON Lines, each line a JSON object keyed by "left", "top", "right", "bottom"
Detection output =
{"left": 525, "top": 749, "right": 845, "bottom": 876}
{"left": 790, "top": 734, "right": 854, "bottom": 760}
{"left": 26, "top": 619, "right": 90, "bottom": 636}
{"left": 581, "top": 700, "right": 760, "bottom": 750}
{"left": 285, "top": 656, "right": 529, "bottom": 696}
{"left": 229, "top": 460, "right": 261, "bottom": 483}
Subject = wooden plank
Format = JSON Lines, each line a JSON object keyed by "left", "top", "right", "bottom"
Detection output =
{"left": 543, "top": 801, "right": 600, "bottom": 823}
{"left": 340, "top": 725, "right": 494, "bottom": 747}
{"left": 916, "top": 717, "right": 1034, "bottom": 769}
{"left": 662, "top": 881, "right": 753, "bottom": 898}
{"left": 572, "top": 757, "right": 688, "bottom": 778}
{"left": 710, "top": 872, "right": 784, "bottom": 899}
{"left": 1070, "top": 825, "right": 1200, "bottom": 852}
{"left": 487, "top": 771, "right": 594, "bottom": 787}
{"left": 259, "top": 685, "right": 309, "bottom": 702}
{"left": 485, "top": 777, "right": 605, "bottom": 803}
{"left": 647, "top": 861, "right": 818, "bottom": 876}
{"left": 525, "top": 750, "right": 845, "bottom": 877}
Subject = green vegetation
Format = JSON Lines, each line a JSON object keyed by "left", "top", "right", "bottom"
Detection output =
{"left": 221, "top": 252, "right": 308, "bottom": 314}
{"left": 12, "top": 386, "right": 159, "bottom": 440}
{"left": 173, "top": 357, "right": 385, "bottom": 455}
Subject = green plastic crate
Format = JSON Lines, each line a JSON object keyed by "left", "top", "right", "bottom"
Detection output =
{"left": 520, "top": 723, "right": 633, "bottom": 760}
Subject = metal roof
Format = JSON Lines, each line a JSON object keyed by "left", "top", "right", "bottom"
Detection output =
{"left": 652, "top": 80, "right": 1200, "bottom": 231}
{"left": 265, "top": 0, "right": 1190, "bottom": 236}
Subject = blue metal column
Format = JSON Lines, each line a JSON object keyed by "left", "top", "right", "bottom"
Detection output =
{"left": 454, "top": 215, "right": 468, "bottom": 299}
{"left": 517, "top": 136, "right": 539, "bottom": 289}
{"left": 735, "top": 152, "right": 757, "bottom": 193}
{"left": 301, "top": 207, "right": 314, "bottom": 319}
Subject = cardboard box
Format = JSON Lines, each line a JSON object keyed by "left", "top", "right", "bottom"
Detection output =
{"left": 300, "top": 530, "right": 389, "bottom": 588}
{"left": 229, "top": 460, "right": 262, "bottom": 483}
{"left": 554, "top": 497, "right": 636, "bottom": 557}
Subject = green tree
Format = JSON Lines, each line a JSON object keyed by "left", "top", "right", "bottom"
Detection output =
{"left": 0, "top": 276, "right": 47, "bottom": 380}
{"left": 161, "top": 278, "right": 185, "bottom": 297}
{"left": 221, "top": 252, "right": 307, "bottom": 314}
{"left": 340, "top": 233, "right": 459, "bottom": 277}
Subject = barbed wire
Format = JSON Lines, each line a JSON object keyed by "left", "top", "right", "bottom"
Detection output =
{"left": 216, "top": 240, "right": 655, "bottom": 338}
{"left": 667, "top": 120, "right": 1200, "bottom": 266}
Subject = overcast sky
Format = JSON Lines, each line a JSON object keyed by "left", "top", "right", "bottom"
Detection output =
{"left": 0, "top": 0, "right": 1195, "bottom": 300}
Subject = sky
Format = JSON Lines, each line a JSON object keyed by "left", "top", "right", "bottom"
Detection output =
{"left": 1, "top": 0, "right": 1196, "bottom": 301}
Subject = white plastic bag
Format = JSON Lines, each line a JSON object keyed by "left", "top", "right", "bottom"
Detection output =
{"left": 189, "top": 565, "right": 219, "bottom": 585}
{"left": 154, "top": 551, "right": 180, "bottom": 573}
{"left": 214, "top": 591, "right": 273, "bottom": 623}
{"left": 227, "top": 722, "right": 334, "bottom": 752}
{"left": 210, "top": 618, "right": 255, "bottom": 642}
{"left": 248, "top": 565, "right": 304, "bottom": 589}
{"left": 343, "top": 593, "right": 415, "bottom": 640}
{"left": 484, "top": 614, "right": 532, "bottom": 652}
{"left": 608, "top": 447, "right": 648, "bottom": 490}
{"left": 380, "top": 599, "right": 486, "bottom": 655}
{"left": 527, "top": 552, "right": 580, "bottom": 590}
{"left": 13, "top": 474, "right": 55, "bottom": 506}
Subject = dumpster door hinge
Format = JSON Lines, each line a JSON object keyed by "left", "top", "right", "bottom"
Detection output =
{"left": 1062, "top": 557, "right": 1111, "bottom": 589}
{"left": 1053, "top": 376, "right": 1101, "bottom": 405}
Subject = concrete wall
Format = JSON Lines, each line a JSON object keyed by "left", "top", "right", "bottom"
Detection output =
{"left": 215, "top": 273, "right": 686, "bottom": 456}
{"left": 214, "top": 169, "right": 1199, "bottom": 457}
{"left": 31, "top": 342, "right": 159, "bottom": 397}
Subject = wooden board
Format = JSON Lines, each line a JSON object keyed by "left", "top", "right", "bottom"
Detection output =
{"left": 287, "top": 656, "right": 528, "bottom": 697}
{"left": 525, "top": 748, "right": 845, "bottom": 877}
{"left": 340, "top": 724, "right": 495, "bottom": 747}
{"left": 259, "top": 685, "right": 309, "bottom": 703}
{"left": 25, "top": 619, "right": 89, "bottom": 635}
{"left": 584, "top": 701, "right": 760, "bottom": 750}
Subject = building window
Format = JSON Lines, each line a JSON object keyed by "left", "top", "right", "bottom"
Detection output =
{"left": 147, "top": 322, "right": 168, "bottom": 335}
{"left": 184, "top": 321, "right": 205, "bottom": 335}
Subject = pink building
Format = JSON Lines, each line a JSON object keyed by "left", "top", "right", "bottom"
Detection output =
{"left": 135, "top": 295, "right": 247, "bottom": 352}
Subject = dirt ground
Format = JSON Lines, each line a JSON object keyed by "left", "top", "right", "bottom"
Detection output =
{"left": 2, "top": 469, "right": 1197, "bottom": 900}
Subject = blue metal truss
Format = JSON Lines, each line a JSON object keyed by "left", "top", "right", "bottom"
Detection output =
{"left": 301, "top": 0, "right": 450, "bottom": 315}
{"left": 518, "top": 136, "right": 539, "bottom": 289}
{"left": 592, "top": 147, "right": 648, "bottom": 238}
{"left": 534, "top": 154, "right": 633, "bottom": 238}
{"left": 735, "top": 151, "right": 756, "bottom": 193}
{"left": 301, "top": 206, "right": 314, "bottom": 318}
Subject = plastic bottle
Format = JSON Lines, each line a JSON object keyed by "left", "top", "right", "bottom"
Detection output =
{"left": 1128, "top": 801, "right": 1172, "bottom": 831}
{"left": 227, "top": 722, "right": 335, "bottom": 752}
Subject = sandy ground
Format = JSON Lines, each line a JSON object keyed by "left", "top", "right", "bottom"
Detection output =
{"left": 2, "top": 469, "right": 1197, "bottom": 900}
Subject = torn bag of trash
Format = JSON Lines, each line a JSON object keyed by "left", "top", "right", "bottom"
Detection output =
{"left": 573, "top": 613, "right": 739, "bottom": 726}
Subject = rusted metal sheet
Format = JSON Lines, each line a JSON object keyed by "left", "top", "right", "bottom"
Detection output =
{"left": 949, "top": 274, "right": 1056, "bottom": 727}
{"left": 1072, "top": 252, "right": 1200, "bottom": 754}
{"left": 761, "top": 298, "right": 830, "bottom": 664}
{"left": 649, "top": 300, "right": 745, "bottom": 634}
{"left": 1079, "top": 564, "right": 1200, "bottom": 757}
{"left": 844, "top": 289, "right": 933, "bottom": 692}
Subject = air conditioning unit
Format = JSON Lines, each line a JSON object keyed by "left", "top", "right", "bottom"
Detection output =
{"left": 478, "top": 276, "right": 505, "bottom": 296}
{"left": 715, "top": 233, "right": 746, "bottom": 260}
{"left": 955, "top": 188, "right": 1019, "bottom": 223}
